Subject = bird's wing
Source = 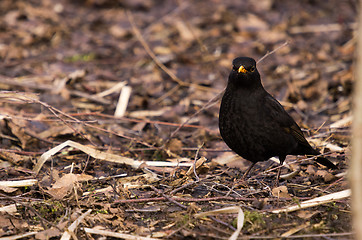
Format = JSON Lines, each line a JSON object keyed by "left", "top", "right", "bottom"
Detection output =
{"left": 264, "top": 94, "right": 311, "bottom": 148}
{"left": 264, "top": 94, "right": 337, "bottom": 169}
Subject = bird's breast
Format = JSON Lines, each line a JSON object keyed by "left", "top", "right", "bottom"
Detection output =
{"left": 219, "top": 89, "right": 264, "bottom": 156}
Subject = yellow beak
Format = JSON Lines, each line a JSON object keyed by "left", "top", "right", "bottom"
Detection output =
{"left": 238, "top": 66, "right": 247, "bottom": 73}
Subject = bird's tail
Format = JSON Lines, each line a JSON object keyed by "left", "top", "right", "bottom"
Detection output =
{"left": 314, "top": 156, "right": 337, "bottom": 169}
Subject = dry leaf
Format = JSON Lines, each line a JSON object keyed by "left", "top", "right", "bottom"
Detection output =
{"left": 166, "top": 138, "right": 183, "bottom": 154}
{"left": 316, "top": 170, "right": 336, "bottom": 182}
{"left": 272, "top": 186, "right": 291, "bottom": 198}
{"left": 46, "top": 173, "right": 78, "bottom": 199}
{"left": 0, "top": 185, "right": 18, "bottom": 193}
{"left": 35, "top": 227, "right": 62, "bottom": 240}
{"left": 297, "top": 210, "right": 320, "bottom": 219}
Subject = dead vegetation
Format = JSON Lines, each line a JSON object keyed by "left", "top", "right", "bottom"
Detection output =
{"left": 0, "top": 0, "right": 354, "bottom": 239}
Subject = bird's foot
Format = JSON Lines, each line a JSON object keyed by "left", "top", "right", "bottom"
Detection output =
{"left": 272, "top": 178, "right": 281, "bottom": 187}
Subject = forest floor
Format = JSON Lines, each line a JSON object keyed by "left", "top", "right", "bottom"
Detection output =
{"left": 0, "top": 0, "right": 355, "bottom": 239}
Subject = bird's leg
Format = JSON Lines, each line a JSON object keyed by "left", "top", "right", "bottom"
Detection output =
{"left": 273, "top": 163, "right": 283, "bottom": 187}
{"left": 276, "top": 156, "right": 286, "bottom": 181}
{"left": 233, "top": 162, "right": 256, "bottom": 188}
{"left": 241, "top": 162, "right": 256, "bottom": 180}
{"left": 276, "top": 165, "right": 282, "bottom": 180}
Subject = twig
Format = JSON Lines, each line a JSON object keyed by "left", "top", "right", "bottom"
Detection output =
{"left": 83, "top": 227, "right": 159, "bottom": 240}
{"left": 209, "top": 182, "right": 243, "bottom": 198}
{"left": 8, "top": 111, "right": 214, "bottom": 132}
{"left": 164, "top": 220, "right": 192, "bottom": 239}
{"left": 271, "top": 189, "right": 351, "bottom": 213}
{"left": 176, "top": 1, "right": 208, "bottom": 53}
{"left": 150, "top": 186, "right": 187, "bottom": 209}
{"left": 0, "top": 231, "right": 38, "bottom": 240}
{"left": 127, "top": 10, "right": 187, "bottom": 87}
{"left": 113, "top": 195, "right": 294, "bottom": 204}
{"left": 193, "top": 143, "right": 204, "bottom": 181}
{"left": 19, "top": 95, "right": 96, "bottom": 146}
{"left": 209, "top": 216, "right": 237, "bottom": 231}
{"left": 60, "top": 209, "right": 92, "bottom": 240}
{"left": 3, "top": 112, "right": 97, "bottom": 123}
{"left": 129, "top": 147, "right": 230, "bottom": 152}
{"left": 169, "top": 174, "right": 226, "bottom": 195}
{"left": 155, "top": 84, "right": 180, "bottom": 103}
{"left": 126, "top": 10, "right": 218, "bottom": 93}
{"left": 0, "top": 179, "right": 37, "bottom": 188}
{"left": 165, "top": 87, "right": 225, "bottom": 144}
{"left": 289, "top": 22, "right": 356, "bottom": 34}
{"left": 322, "top": 176, "right": 346, "bottom": 192}
{"left": 0, "top": 193, "right": 60, "bottom": 230}
{"left": 141, "top": 2, "right": 189, "bottom": 39}
{"left": 268, "top": 232, "right": 354, "bottom": 239}
{"left": 223, "top": 232, "right": 355, "bottom": 239}
{"left": 260, "top": 153, "right": 333, "bottom": 177}
{"left": 69, "top": 89, "right": 111, "bottom": 105}
{"left": 170, "top": 180, "right": 200, "bottom": 195}
{"left": 3, "top": 94, "right": 161, "bottom": 150}
{"left": 90, "top": 112, "right": 214, "bottom": 131}
{"left": 257, "top": 41, "right": 289, "bottom": 64}
{"left": 114, "top": 85, "right": 132, "bottom": 117}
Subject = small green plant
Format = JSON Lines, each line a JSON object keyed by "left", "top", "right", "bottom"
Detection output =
{"left": 243, "top": 210, "right": 266, "bottom": 232}
{"left": 96, "top": 210, "right": 109, "bottom": 214}
{"left": 65, "top": 53, "right": 96, "bottom": 62}
{"left": 174, "top": 213, "right": 192, "bottom": 229}
{"left": 292, "top": 197, "right": 301, "bottom": 207}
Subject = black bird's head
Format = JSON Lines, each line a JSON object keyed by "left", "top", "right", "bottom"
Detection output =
{"left": 228, "top": 57, "right": 261, "bottom": 89}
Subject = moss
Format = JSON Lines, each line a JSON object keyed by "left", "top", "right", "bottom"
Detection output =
{"left": 243, "top": 210, "right": 266, "bottom": 233}
{"left": 65, "top": 53, "right": 96, "bottom": 62}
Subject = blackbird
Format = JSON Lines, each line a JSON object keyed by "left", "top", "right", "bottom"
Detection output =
{"left": 219, "top": 57, "right": 336, "bottom": 179}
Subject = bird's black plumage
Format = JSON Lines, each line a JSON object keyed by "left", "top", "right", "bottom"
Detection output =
{"left": 219, "top": 57, "right": 336, "bottom": 178}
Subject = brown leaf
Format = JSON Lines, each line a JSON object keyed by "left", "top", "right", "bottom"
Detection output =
{"left": 316, "top": 170, "right": 336, "bottom": 182}
{"left": 46, "top": 173, "right": 77, "bottom": 200}
{"left": 272, "top": 186, "right": 291, "bottom": 198}
{"left": 6, "top": 119, "right": 31, "bottom": 149}
{"left": 166, "top": 138, "right": 183, "bottom": 154}
{"left": 297, "top": 210, "right": 320, "bottom": 219}
{"left": 306, "top": 165, "right": 317, "bottom": 175}
{"left": 35, "top": 227, "right": 62, "bottom": 240}
{"left": 0, "top": 186, "right": 18, "bottom": 193}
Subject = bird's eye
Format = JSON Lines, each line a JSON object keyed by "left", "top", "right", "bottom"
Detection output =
{"left": 249, "top": 66, "right": 255, "bottom": 72}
